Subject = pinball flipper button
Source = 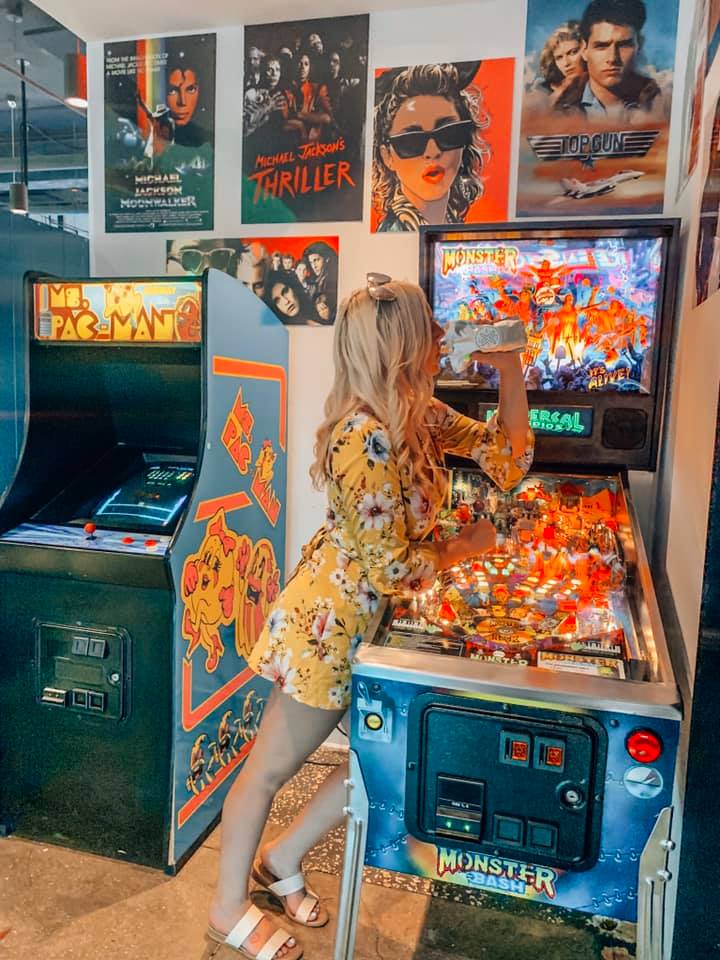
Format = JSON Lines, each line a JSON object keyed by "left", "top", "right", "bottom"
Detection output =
{"left": 492, "top": 814, "right": 524, "bottom": 846}
{"left": 527, "top": 821, "right": 558, "bottom": 853}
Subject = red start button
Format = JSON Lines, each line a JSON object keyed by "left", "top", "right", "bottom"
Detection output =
{"left": 122, "top": 536, "right": 134, "bottom": 545}
{"left": 145, "top": 539, "right": 159, "bottom": 549}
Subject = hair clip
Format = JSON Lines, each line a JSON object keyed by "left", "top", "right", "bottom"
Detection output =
{"left": 367, "top": 272, "right": 396, "bottom": 301}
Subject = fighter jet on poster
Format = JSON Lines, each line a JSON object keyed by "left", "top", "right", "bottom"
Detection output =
{"left": 560, "top": 170, "right": 644, "bottom": 200}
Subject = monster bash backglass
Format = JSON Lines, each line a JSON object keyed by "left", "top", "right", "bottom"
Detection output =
{"left": 432, "top": 234, "right": 665, "bottom": 393}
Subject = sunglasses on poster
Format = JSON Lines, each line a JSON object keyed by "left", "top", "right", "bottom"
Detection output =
{"left": 169, "top": 247, "right": 238, "bottom": 274}
{"left": 385, "top": 120, "right": 473, "bottom": 160}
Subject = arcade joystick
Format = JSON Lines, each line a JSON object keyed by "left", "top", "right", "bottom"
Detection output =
{"left": 83, "top": 522, "right": 97, "bottom": 541}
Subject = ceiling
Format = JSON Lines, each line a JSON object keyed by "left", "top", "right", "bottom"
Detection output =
{"left": 0, "top": 0, "right": 87, "bottom": 216}
{"left": 32, "top": 0, "right": 448, "bottom": 41}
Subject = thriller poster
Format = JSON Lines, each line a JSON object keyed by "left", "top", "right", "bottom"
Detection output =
{"left": 371, "top": 59, "right": 514, "bottom": 232}
{"left": 104, "top": 34, "right": 216, "bottom": 232}
{"left": 166, "top": 236, "right": 339, "bottom": 325}
{"left": 242, "top": 15, "right": 368, "bottom": 224}
{"left": 695, "top": 96, "right": 720, "bottom": 305}
{"left": 518, "top": 0, "right": 679, "bottom": 216}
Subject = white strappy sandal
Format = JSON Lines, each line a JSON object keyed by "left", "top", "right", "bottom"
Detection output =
{"left": 252, "top": 858, "right": 329, "bottom": 928}
{"left": 207, "top": 903, "right": 303, "bottom": 960}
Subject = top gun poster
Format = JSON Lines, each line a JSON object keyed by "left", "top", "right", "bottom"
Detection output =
{"left": 242, "top": 14, "right": 368, "bottom": 224}
{"left": 517, "top": 0, "right": 679, "bottom": 216}
{"left": 104, "top": 33, "right": 216, "bottom": 233}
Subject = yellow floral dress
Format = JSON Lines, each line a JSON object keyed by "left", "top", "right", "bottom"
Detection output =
{"left": 247, "top": 400, "right": 534, "bottom": 709}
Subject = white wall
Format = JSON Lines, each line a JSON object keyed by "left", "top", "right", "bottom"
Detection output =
{"left": 87, "top": 0, "right": 530, "bottom": 570}
{"left": 658, "top": 28, "right": 720, "bottom": 681}
{"left": 87, "top": 0, "right": 716, "bottom": 674}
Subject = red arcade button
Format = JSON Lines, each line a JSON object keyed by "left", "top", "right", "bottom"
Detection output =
{"left": 145, "top": 539, "right": 159, "bottom": 549}
{"left": 122, "top": 536, "right": 134, "bottom": 545}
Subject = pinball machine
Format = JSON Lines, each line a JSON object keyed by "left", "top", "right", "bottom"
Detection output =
{"left": 335, "top": 219, "right": 682, "bottom": 960}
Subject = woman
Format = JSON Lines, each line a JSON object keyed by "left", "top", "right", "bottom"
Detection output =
{"left": 304, "top": 241, "right": 338, "bottom": 300}
{"left": 373, "top": 63, "right": 490, "bottom": 232}
{"left": 536, "top": 21, "right": 586, "bottom": 108}
{"left": 265, "top": 271, "right": 319, "bottom": 326}
{"left": 207, "top": 276, "right": 534, "bottom": 959}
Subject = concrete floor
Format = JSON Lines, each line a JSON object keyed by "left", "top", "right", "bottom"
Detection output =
{"left": 0, "top": 752, "right": 636, "bottom": 960}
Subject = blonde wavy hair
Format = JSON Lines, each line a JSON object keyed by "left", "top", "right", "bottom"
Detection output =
{"left": 310, "top": 281, "right": 441, "bottom": 495}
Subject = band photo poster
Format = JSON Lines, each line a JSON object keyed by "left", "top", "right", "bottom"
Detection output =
{"left": 518, "top": 0, "right": 679, "bottom": 216}
{"left": 167, "top": 236, "right": 339, "bottom": 326}
{"left": 105, "top": 33, "right": 216, "bottom": 232}
{"left": 371, "top": 58, "right": 514, "bottom": 232}
{"left": 695, "top": 95, "right": 720, "bottom": 306}
{"left": 242, "top": 14, "right": 369, "bottom": 224}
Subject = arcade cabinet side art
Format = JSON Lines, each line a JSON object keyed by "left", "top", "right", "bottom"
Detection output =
{"left": 170, "top": 271, "right": 288, "bottom": 869}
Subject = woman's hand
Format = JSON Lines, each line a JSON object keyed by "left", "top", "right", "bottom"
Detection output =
{"left": 439, "top": 518, "right": 497, "bottom": 568}
{"left": 457, "top": 518, "right": 497, "bottom": 558}
{"left": 470, "top": 349, "right": 524, "bottom": 373}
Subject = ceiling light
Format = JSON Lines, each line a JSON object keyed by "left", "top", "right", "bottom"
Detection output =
{"left": 9, "top": 181, "right": 28, "bottom": 215}
{"left": 64, "top": 48, "right": 87, "bottom": 109}
{"left": 6, "top": 1, "right": 23, "bottom": 23}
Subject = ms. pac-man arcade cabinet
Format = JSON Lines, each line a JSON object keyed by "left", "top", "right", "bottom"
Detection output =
{"left": 0, "top": 270, "right": 287, "bottom": 870}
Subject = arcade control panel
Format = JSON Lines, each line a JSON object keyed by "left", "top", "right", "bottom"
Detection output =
{"left": 1, "top": 459, "right": 195, "bottom": 556}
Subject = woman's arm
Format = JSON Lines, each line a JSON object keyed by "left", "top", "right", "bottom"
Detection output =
{"left": 429, "top": 391, "right": 534, "bottom": 493}
{"left": 483, "top": 351, "right": 531, "bottom": 459}
{"left": 332, "top": 417, "right": 495, "bottom": 596}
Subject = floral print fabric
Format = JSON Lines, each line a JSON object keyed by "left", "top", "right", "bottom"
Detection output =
{"left": 247, "top": 400, "right": 534, "bottom": 709}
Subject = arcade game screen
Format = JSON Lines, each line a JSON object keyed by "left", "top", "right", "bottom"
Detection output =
{"left": 430, "top": 235, "right": 665, "bottom": 393}
{"left": 377, "top": 470, "right": 648, "bottom": 683}
{"left": 77, "top": 462, "right": 195, "bottom": 535}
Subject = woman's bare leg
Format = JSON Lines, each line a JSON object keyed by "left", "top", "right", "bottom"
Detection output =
{"left": 260, "top": 759, "right": 348, "bottom": 893}
{"left": 208, "top": 686, "right": 345, "bottom": 957}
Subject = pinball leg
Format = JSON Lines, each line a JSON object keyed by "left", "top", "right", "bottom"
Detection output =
{"left": 334, "top": 750, "right": 369, "bottom": 960}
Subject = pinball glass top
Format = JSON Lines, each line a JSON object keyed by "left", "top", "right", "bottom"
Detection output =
{"left": 373, "top": 471, "right": 650, "bottom": 683}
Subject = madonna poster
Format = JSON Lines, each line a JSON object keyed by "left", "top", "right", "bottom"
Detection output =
{"left": 371, "top": 59, "right": 514, "bottom": 232}
{"left": 518, "top": 0, "right": 679, "bottom": 216}
{"left": 104, "top": 34, "right": 215, "bottom": 233}
{"left": 242, "top": 15, "right": 369, "bottom": 224}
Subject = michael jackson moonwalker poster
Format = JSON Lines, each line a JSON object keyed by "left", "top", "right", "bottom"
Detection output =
{"left": 242, "top": 15, "right": 369, "bottom": 224}
{"left": 518, "top": 0, "right": 679, "bottom": 216}
{"left": 104, "top": 34, "right": 216, "bottom": 232}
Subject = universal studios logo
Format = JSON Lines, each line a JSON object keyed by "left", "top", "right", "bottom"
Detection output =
{"left": 528, "top": 129, "right": 659, "bottom": 164}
